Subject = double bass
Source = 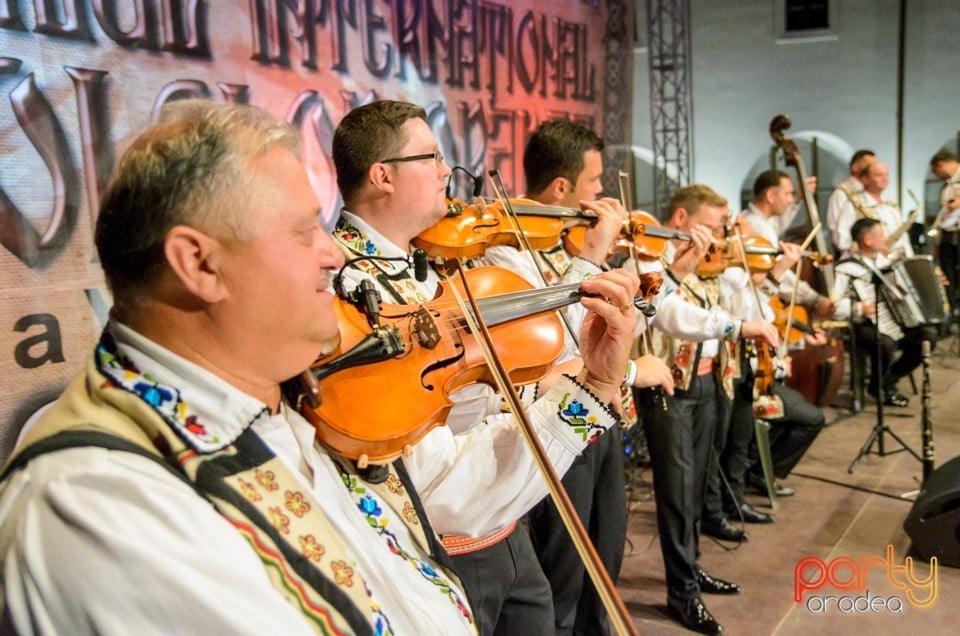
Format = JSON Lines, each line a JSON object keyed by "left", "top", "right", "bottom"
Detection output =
{"left": 768, "top": 115, "right": 845, "bottom": 407}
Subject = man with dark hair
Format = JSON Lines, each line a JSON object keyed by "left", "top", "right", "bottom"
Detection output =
{"left": 509, "top": 118, "right": 674, "bottom": 636}
{"left": 0, "top": 101, "right": 639, "bottom": 635}
{"left": 742, "top": 169, "right": 834, "bottom": 317}
{"left": 834, "top": 218, "right": 938, "bottom": 407}
{"left": 330, "top": 100, "right": 642, "bottom": 636}
{"left": 827, "top": 149, "right": 876, "bottom": 255}
{"left": 930, "top": 149, "right": 960, "bottom": 315}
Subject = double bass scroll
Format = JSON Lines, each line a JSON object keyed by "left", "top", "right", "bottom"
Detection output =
{"left": 769, "top": 114, "right": 837, "bottom": 300}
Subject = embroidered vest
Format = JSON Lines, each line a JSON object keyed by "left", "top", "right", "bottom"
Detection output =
{"left": 653, "top": 274, "right": 737, "bottom": 398}
{"left": 6, "top": 336, "right": 472, "bottom": 635}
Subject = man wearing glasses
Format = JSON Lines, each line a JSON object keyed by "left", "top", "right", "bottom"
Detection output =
{"left": 329, "top": 100, "right": 638, "bottom": 636}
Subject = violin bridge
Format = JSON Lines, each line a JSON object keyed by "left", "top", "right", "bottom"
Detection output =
{"left": 412, "top": 306, "right": 441, "bottom": 349}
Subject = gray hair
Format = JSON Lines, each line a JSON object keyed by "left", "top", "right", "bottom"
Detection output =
{"left": 95, "top": 100, "right": 300, "bottom": 305}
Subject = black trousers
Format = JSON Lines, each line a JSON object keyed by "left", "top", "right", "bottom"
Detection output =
{"left": 703, "top": 368, "right": 755, "bottom": 520}
{"left": 639, "top": 373, "right": 721, "bottom": 602}
{"left": 528, "top": 426, "right": 626, "bottom": 636}
{"left": 449, "top": 523, "right": 554, "bottom": 636}
{"left": 854, "top": 323, "right": 939, "bottom": 394}
{"left": 748, "top": 382, "right": 825, "bottom": 479}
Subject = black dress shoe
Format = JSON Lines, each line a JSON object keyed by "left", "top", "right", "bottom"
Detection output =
{"left": 695, "top": 566, "right": 741, "bottom": 595}
{"left": 667, "top": 595, "right": 724, "bottom": 634}
{"left": 883, "top": 390, "right": 910, "bottom": 407}
{"left": 700, "top": 517, "right": 748, "bottom": 542}
{"left": 746, "top": 473, "right": 796, "bottom": 497}
{"left": 734, "top": 502, "right": 775, "bottom": 524}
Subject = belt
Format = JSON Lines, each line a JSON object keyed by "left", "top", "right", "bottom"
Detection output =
{"left": 697, "top": 356, "right": 715, "bottom": 376}
{"left": 441, "top": 520, "right": 517, "bottom": 555}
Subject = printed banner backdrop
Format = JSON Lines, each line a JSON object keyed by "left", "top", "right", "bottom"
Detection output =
{"left": 0, "top": 1, "right": 632, "bottom": 460}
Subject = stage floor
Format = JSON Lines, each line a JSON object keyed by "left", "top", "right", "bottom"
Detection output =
{"left": 619, "top": 334, "right": 960, "bottom": 635}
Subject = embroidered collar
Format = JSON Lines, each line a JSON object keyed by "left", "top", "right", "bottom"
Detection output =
{"left": 96, "top": 322, "right": 271, "bottom": 453}
{"left": 333, "top": 211, "right": 413, "bottom": 277}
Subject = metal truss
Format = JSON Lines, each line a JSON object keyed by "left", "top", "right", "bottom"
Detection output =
{"left": 646, "top": 0, "right": 692, "bottom": 217}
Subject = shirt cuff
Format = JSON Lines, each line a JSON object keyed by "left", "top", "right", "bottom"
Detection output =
{"left": 722, "top": 318, "right": 743, "bottom": 343}
{"left": 532, "top": 375, "right": 618, "bottom": 454}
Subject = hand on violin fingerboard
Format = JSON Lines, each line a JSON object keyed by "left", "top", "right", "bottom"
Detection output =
{"left": 670, "top": 224, "right": 713, "bottom": 279}
{"left": 575, "top": 269, "right": 640, "bottom": 404}
{"left": 576, "top": 197, "right": 628, "bottom": 266}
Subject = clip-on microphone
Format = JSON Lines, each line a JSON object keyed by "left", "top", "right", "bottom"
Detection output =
{"left": 445, "top": 165, "right": 484, "bottom": 201}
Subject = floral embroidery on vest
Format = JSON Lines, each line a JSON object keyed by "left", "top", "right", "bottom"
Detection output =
{"left": 299, "top": 535, "right": 326, "bottom": 562}
{"left": 538, "top": 243, "right": 573, "bottom": 283}
{"left": 285, "top": 490, "right": 311, "bottom": 517}
{"left": 384, "top": 474, "right": 404, "bottom": 494}
{"left": 256, "top": 468, "right": 278, "bottom": 491}
{"left": 337, "top": 467, "right": 473, "bottom": 623}
{"left": 90, "top": 331, "right": 391, "bottom": 634}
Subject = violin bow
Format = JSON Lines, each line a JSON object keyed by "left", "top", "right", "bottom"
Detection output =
{"left": 779, "top": 224, "right": 821, "bottom": 359}
{"left": 442, "top": 258, "right": 638, "bottom": 636}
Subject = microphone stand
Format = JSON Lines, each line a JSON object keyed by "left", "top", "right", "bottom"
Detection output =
{"left": 848, "top": 260, "right": 921, "bottom": 473}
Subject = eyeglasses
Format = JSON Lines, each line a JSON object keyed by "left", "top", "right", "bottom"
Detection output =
{"left": 380, "top": 150, "right": 444, "bottom": 166}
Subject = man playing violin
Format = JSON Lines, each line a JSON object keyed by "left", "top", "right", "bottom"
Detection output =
{"left": 633, "top": 184, "right": 779, "bottom": 635}
{"left": 0, "top": 101, "right": 639, "bottom": 635}
{"left": 696, "top": 172, "right": 830, "bottom": 536}
{"left": 740, "top": 170, "right": 835, "bottom": 319}
{"left": 329, "top": 100, "right": 642, "bottom": 636}
{"left": 480, "top": 118, "right": 675, "bottom": 636}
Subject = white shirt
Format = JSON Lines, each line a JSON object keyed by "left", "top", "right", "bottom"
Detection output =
{"left": 0, "top": 323, "right": 477, "bottom": 636}
{"left": 835, "top": 253, "right": 903, "bottom": 340}
{"left": 828, "top": 176, "right": 864, "bottom": 254}
{"left": 740, "top": 204, "right": 825, "bottom": 308}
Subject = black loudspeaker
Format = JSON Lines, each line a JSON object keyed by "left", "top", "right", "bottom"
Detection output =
{"left": 904, "top": 456, "right": 960, "bottom": 568}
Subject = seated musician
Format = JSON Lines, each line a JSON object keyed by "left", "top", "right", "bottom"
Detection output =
{"left": 0, "top": 101, "right": 639, "bottom": 635}
{"left": 330, "top": 100, "right": 650, "bottom": 635}
{"left": 834, "top": 218, "right": 938, "bottom": 407}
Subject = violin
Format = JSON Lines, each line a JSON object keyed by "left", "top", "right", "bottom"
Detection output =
{"left": 770, "top": 295, "right": 814, "bottom": 345}
{"left": 296, "top": 266, "right": 657, "bottom": 466}
{"left": 693, "top": 226, "right": 732, "bottom": 278}
{"left": 413, "top": 198, "right": 565, "bottom": 259}
{"left": 730, "top": 235, "right": 833, "bottom": 274}
{"left": 695, "top": 228, "right": 834, "bottom": 279}
{"left": 562, "top": 209, "right": 692, "bottom": 261}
